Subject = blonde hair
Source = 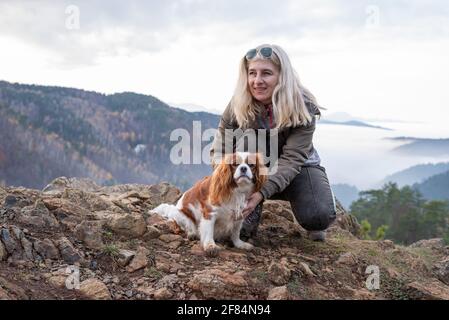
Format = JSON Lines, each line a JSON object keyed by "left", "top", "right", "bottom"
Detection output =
{"left": 231, "top": 44, "right": 319, "bottom": 129}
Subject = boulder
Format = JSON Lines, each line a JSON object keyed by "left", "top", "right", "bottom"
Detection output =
{"left": 79, "top": 278, "right": 111, "bottom": 300}
{"left": 74, "top": 220, "right": 104, "bottom": 250}
{"left": 267, "top": 286, "right": 290, "bottom": 300}
{"left": 268, "top": 261, "right": 291, "bottom": 286}
{"left": 187, "top": 269, "right": 248, "bottom": 299}
{"left": 107, "top": 213, "right": 146, "bottom": 238}
{"left": 33, "top": 239, "right": 59, "bottom": 260}
{"left": 56, "top": 237, "right": 83, "bottom": 264}
{"left": 126, "top": 246, "right": 149, "bottom": 272}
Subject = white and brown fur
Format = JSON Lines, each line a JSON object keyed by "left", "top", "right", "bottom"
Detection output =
{"left": 151, "top": 152, "right": 267, "bottom": 256}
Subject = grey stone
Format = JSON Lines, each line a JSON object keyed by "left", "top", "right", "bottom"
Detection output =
{"left": 1, "top": 228, "right": 18, "bottom": 254}
{"left": 33, "top": 238, "right": 59, "bottom": 260}
{"left": 57, "top": 237, "right": 83, "bottom": 264}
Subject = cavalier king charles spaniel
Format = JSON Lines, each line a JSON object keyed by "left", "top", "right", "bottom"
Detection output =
{"left": 151, "top": 152, "right": 267, "bottom": 256}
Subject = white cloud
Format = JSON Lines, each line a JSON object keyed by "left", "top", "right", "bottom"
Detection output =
{"left": 0, "top": 0, "right": 449, "bottom": 129}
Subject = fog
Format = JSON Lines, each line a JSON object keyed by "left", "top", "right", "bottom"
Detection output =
{"left": 314, "top": 120, "right": 449, "bottom": 190}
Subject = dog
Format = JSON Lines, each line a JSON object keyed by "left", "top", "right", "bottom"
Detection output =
{"left": 151, "top": 152, "right": 267, "bottom": 256}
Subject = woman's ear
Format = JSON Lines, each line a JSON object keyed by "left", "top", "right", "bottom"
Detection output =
{"left": 254, "top": 152, "right": 268, "bottom": 191}
{"left": 209, "top": 154, "right": 235, "bottom": 205}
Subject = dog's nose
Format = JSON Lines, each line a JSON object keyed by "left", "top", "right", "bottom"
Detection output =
{"left": 240, "top": 166, "right": 247, "bottom": 173}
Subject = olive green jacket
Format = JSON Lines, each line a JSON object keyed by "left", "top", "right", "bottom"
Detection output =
{"left": 210, "top": 98, "right": 321, "bottom": 199}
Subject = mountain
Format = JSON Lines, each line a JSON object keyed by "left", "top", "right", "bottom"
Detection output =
{"left": 413, "top": 170, "right": 449, "bottom": 201}
{"left": 319, "top": 119, "right": 392, "bottom": 130}
{"left": 0, "top": 80, "right": 219, "bottom": 190}
{"left": 322, "top": 112, "right": 392, "bottom": 130}
{"left": 379, "top": 162, "right": 449, "bottom": 188}
{"left": 389, "top": 137, "right": 449, "bottom": 157}
{"left": 169, "top": 102, "right": 222, "bottom": 115}
{"left": 2, "top": 177, "right": 449, "bottom": 300}
{"left": 331, "top": 183, "right": 360, "bottom": 209}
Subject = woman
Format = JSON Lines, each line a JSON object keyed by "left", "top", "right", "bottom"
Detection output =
{"left": 210, "top": 44, "right": 336, "bottom": 241}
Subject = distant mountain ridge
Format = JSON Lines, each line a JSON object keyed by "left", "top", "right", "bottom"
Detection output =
{"left": 319, "top": 119, "right": 392, "bottom": 130}
{"left": 0, "top": 80, "right": 219, "bottom": 190}
{"left": 379, "top": 162, "right": 449, "bottom": 188}
{"left": 413, "top": 170, "right": 449, "bottom": 201}
{"left": 388, "top": 137, "right": 449, "bottom": 157}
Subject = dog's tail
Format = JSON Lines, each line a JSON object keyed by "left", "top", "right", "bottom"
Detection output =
{"left": 150, "top": 203, "right": 180, "bottom": 220}
{"left": 150, "top": 201, "right": 197, "bottom": 239}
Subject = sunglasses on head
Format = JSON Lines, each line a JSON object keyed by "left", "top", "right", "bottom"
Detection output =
{"left": 245, "top": 47, "right": 273, "bottom": 60}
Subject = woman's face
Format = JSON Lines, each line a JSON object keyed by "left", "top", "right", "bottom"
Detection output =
{"left": 247, "top": 59, "right": 280, "bottom": 105}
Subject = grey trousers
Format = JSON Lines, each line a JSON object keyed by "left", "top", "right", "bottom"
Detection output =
{"left": 241, "top": 165, "right": 337, "bottom": 237}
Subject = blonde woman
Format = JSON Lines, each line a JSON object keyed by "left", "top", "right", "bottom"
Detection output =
{"left": 210, "top": 44, "right": 336, "bottom": 241}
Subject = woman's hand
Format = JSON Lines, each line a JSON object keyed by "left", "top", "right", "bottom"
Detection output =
{"left": 242, "top": 192, "right": 264, "bottom": 218}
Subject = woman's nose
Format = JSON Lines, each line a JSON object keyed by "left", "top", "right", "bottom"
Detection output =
{"left": 255, "top": 74, "right": 264, "bottom": 84}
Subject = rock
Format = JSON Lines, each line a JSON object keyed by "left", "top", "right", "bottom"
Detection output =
{"left": 344, "top": 286, "right": 376, "bottom": 300}
{"left": 188, "top": 269, "right": 248, "bottom": 299}
{"left": 156, "top": 274, "right": 179, "bottom": 290}
{"left": 126, "top": 246, "right": 149, "bottom": 272}
{"left": 20, "top": 236, "right": 34, "bottom": 260}
{"left": 333, "top": 201, "right": 362, "bottom": 238}
{"left": 267, "top": 286, "right": 290, "bottom": 300}
{"left": 56, "top": 237, "right": 83, "bottom": 264}
{"left": 33, "top": 238, "right": 59, "bottom": 260}
{"left": 61, "top": 188, "right": 113, "bottom": 212}
{"left": 434, "top": 257, "right": 449, "bottom": 285}
{"left": 74, "top": 220, "right": 104, "bottom": 250}
{"left": 43, "top": 198, "right": 90, "bottom": 230}
{"left": 48, "top": 274, "right": 68, "bottom": 288}
{"left": 117, "top": 249, "right": 135, "bottom": 267}
{"left": 79, "top": 278, "right": 111, "bottom": 300}
{"left": 4, "top": 195, "right": 19, "bottom": 208}
{"left": 379, "top": 240, "right": 395, "bottom": 250}
{"left": 410, "top": 238, "right": 445, "bottom": 250}
{"left": 0, "top": 287, "right": 10, "bottom": 299}
{"left": 336, "top": 252, "right": 358, "bottom": 266}
{"left": 0, "top": 276, "right": 29, "bottom": 299}
{"left": 107, "top": 213, "right": 146, "bottom": 238}
{"left": 0, "top": 228, "right": 18, "bottom": 254}
{"left": 18, "top": 200, "right": 60, "bottom": 229}
{"left": 159, "top": 234, "right": 184, "bottom": 243}
{"left": 143, "top": 226, "right": 161, "bottom": 240}
{"left": 153, "top": 287, "right": 173, "bottom": 300}
{"left": 268, "top": 261, "right": 291, "bottom": 286}
{"left": 0, "top": 241, "right": 7, "bottom": 261}
{"left": 406, "top": 279, "right": 449, "bottom": 300}
{"left": 299, "top": 262, "right": 316, "bottom": 278}
{"left": 42, "top": 177, "right": 101, "bottom": 194}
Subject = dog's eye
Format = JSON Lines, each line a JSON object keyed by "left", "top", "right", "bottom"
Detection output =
{"left": 248, "top": 163, "right": 255, "bottom": 168}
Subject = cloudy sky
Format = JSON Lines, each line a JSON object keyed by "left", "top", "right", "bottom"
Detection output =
{"left": 1, "top": 0, "right": 449, "bottom": 129}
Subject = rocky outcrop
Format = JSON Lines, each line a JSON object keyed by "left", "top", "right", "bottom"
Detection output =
{"left": 1, "top": 177, "right": 449, "bottom": 300}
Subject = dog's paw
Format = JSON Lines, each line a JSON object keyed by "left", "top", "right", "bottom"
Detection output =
{"left": 234, "top": 241, "right": 254, "bottom": 251}
{"left": 204, "top": 243, "right": 221, "bottom": 257}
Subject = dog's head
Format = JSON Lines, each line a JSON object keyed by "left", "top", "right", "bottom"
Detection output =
{"left": 210, "top": 152, "right": 267, "bottom": 205}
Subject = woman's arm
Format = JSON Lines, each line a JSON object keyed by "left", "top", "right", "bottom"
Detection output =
{"left": 259, "top": 117, "right": 316, "bottom": 199}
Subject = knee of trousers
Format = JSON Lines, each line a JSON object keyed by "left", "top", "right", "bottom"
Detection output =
{"left": 296, "top": 204, "right": 337, "bottom": 231}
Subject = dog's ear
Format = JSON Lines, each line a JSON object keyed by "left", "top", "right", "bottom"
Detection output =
{"left": 254, "top": 152, "right": 268, "bottom": 192}
{"left": 209, "top": 154, "right": 235, "bottom": 205}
